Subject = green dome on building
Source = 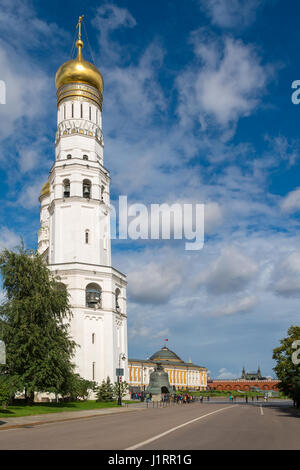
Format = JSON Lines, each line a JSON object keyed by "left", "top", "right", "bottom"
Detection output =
{"left": 150, "top": 346, "right": 184, "bottom": 363}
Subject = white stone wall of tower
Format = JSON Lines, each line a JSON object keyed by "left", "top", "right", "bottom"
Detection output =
{"left": 55, "top": 99, "right": 104, "bottom": 164}
{"left": 38, "top": 85, "right": 128, "bottom": 393}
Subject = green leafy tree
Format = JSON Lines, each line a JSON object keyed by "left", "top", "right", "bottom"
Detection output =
{"left": 273, "top": 325, "right": 300, "bottom": 408}
{"left": 96, "top": 377, "right": 114, "bottom": 402}
{"left": 0, "top": 247, "right": 77, "bottom": 404}
{"left": 62, "top": 373, "right": 96, "bottom": 401}
{"left": 0, "top": 373, "right": 20, "bottom": 408}
{"left": 113, "top": 380, "right": 129, "bottom": 400}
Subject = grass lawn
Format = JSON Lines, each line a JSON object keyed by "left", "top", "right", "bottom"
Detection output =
{"left": 0, "top": 400, "right": 133, "bottom": 419}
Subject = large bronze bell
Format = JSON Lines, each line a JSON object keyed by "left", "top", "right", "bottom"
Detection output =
{"left": 146, "top": 362, "right": 172, "bottom": 395}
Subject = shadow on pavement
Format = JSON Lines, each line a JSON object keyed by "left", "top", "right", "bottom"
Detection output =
{"left": 264, "top": 403, "right": 300, "bottom": 419}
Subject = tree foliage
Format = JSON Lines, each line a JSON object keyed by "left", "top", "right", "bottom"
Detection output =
{"left": 0, "top": 247, "right": 77, "bottom": 402}
{"left": 62, "top": 374, "right": 96, "bottom": 401}
{"left": 273, "top": 325, "right": 300, "bottom": 408}
{"left": 0, "top": 373, "right": 20, "bottom": 408}
{"left": 113, "top": 380, "right": 129, "bottom": 399}
{"left": 96, "top": 377, "right": 114, "bottom": 402}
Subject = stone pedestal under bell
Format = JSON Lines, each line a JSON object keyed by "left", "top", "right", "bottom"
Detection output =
{"left": 151, "top": 394, "right": 161, "bottom": 402}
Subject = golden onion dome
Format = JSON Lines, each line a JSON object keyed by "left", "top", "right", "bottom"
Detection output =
{"left": 55, "top": 16, "right": 103, "bottom": 96}
{"left": 55, "top": 43, "right": 104, "bottom": 94}
{"left": 40, "top": 181, "right": 50, "bottom": 198}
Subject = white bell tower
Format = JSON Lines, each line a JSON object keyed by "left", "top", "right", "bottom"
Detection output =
{"left": 38, "top": 16, "right": 128, "bottom": 387}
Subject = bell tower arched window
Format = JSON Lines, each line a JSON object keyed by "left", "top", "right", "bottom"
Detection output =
{"left": 101, "top": 185, "right": 105, "bottom": 202}
{"left": 83, "top": 179, "right": 91, "bottom": 198}
{"left": 86, "top": 283, "right": 102, "bottom": 308}
{"left": 115, "top": 288, "right": 121, "bottom": 311}
{"left": 63, "top": 179, "right": 70, "bottom": 198}
{"left": 85, "top": 230, "right": 89, "bottom": 244}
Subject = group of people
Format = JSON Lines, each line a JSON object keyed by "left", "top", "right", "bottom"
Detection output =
{"left": 228, "top": 394, "right": 269, "bottom": 402}
{"left": 174, "top": 394, "right": 194, "bottom": 404}
{"left": 131, "top": 390, "right": 271, "bottom": 403}
{"left": 199, "top": 395, "right": 209, "bottom": 402}
{"left": 130, "top": 392, "right": 143, "bottom": 400}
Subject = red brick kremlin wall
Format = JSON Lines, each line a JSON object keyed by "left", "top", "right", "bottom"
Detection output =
{"left": 207, "top": 379, "right": 280, "bottom": 392}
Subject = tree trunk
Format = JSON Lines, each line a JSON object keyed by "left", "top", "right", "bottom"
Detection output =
{"left": 27, "top": 391, "right": 35, "bottom": 406}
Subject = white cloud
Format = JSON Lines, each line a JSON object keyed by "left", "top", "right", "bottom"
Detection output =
{"left": 281, "top": 188, "right": 300, "bottom": 214}
{"left": 197, "top": 246, "right": 258, "bottom": 294}
{"left": 271, "top": 252, "right": 300, "bottom": 298}
{"left": 0, "top": 227, "right": 20, "bottom": 250}
{"left": 216, "top": 367, "right": 239, "bottom": 379}
{"left": 103, "top": 41, "right": 166, "bottom": 128}
{"left": 128, "top": 261, "right": 182, "bottom": 305}
{"left": 205, "top": 202, "right": 223, "bottom": 233}
{"left": 16, "top": 176, "right": 47, "bottom": 209}
{"left": 0, "top": 0, "right": 67, "bottom": 51}
{"left": 209, "top": 295, "right": 258, "bottom": 316}
{"left": 92, "top": 3, "right": 137, "bottom": 62}
{"left": 16, "top": 137, "right": 52, "bottom": 174}
{"left": 200, "top": 0, "right": 261, "bottom": 29}
{"left": 177, "top": 34, "right": 273, "bottom": 132}
{"left": 0, "top": 45, "right": 49, "bottom": 141}
{"left": 129, "top": 326, "right": 170, "bottom": 340}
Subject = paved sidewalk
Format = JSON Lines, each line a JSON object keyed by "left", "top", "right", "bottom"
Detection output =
{"left": 0, "top": 405, "right": 141, "bottom": 431}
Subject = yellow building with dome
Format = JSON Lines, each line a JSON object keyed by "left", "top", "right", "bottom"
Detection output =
{"left": 128, "top": 346, "right": 207, "bottom": 392}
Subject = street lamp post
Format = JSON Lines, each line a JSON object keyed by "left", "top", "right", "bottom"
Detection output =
{"left": 117, "top": 353, "right": 126, "bottom": 406}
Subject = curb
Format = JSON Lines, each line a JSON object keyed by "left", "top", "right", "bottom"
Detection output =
{"left": 0, "top": 406, "right": 141, "bottom": 431}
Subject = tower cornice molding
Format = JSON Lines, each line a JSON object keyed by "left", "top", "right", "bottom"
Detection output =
{"left": 47, "top": 197, "right": 110, "bottom": 211}
{"left": 49, "top": 161, "right": 111, "bottom": 180}
{"left": 48, "top": 262, "right": 127, "bottom": 281}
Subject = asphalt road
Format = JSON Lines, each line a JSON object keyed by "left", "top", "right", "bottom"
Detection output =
{"left": 0, "top": 401, "right": 299, "bottom": 450}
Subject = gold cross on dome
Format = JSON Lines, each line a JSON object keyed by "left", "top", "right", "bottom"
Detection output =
{"left": 76, "top": 15, "right": 84, "bottom": 41}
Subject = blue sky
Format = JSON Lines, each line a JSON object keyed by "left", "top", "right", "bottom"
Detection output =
{"left": 1, "top": 0, "right": 300, "bottom": 379}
